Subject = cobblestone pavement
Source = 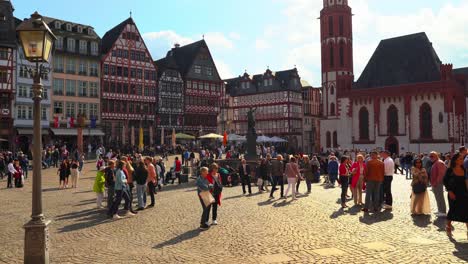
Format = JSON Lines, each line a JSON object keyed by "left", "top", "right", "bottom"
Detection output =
{"left": 0, "top": 159, "right": 467, "bottom": 264}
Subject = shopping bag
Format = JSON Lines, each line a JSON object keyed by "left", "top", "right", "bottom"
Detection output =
{"left": 199, "top": 191, "right": 215, "bottom": 207}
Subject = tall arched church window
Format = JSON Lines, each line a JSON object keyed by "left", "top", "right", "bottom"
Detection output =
{"left": 339, "top": 42, "right": 344, "bottom": 67}
{"left": 330, "top": 86, "right": 334, "bottom": 95}
{"left": 359, "top": 107, "right": 369, "bottom": 140}
{"left": 330, "top": 102, "right": 335, "bottom": 116}
{"left": 420, "top": 103, "right": 432, "bottom": 139}
{"left": 387, "top": 105, "right": 398, "bottom": 135}
{"left": 326, "top": 131, "right": 331, "bottom": 148}
{"left": 339, "top": 16, "right": 344, "bottom": 35}
{"left": 329, "top": 45, "right": 334, "bottom": 68}
{"left": 332, "top": 131, "right": 338, "bottom": 148}
{"left": 328, "top": 16, "right": 333, "bottom": 36}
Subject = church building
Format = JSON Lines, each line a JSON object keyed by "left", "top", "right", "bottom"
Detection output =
{"left": 320, "top": 0, "right": 468, "bottom": 154}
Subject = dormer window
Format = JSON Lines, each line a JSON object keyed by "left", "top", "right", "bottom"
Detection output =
{"left": 55, "top": 21, "right": 61, "bottom": 29}
{"left": 0, "top": 13, "right": 6, "bottom": 21}
{"left": 241, "top": 82, "right": 248, "bottom": 89}
{"left": 88, "top": 28, "right": 93, "bottom": 35}
{"left": 77, "top": 26, "right": 82, "bottom": 33}
{"left": 66, "top": 24, "right": 72, "bottom": 31}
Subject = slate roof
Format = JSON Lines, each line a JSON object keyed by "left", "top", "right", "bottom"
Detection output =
{"left": 101, "top": 17, "right": 133, "bottom": 55}
{"left": 453, "top": 67, "right": 468, "bottom": 76}
{"left": 355, "top": 32, "right": 442, "bottom": 89}
{"left": 225, "top": 68, "right": 301, "bottom": 96}
{"left": 170, "top": 40, "right": 206, "bottom": 76}
{"left": 154, "top": 52, "right": 180, "bottom": 78}
{"left": 42, "top": 16, "right": 100, "bottom": 40}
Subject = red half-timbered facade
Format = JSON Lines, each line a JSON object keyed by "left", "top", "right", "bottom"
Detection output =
{"left": 156, "top": 40, "right": 223, "bottom": 136}
{"left": 101, "top": 17, "right": 157, "bottom": 146}
{"left": 225, "top": 68, "right": 303, "bottom": 151}
{"left": 0, "top": 0, "right": 17, "bottom": 150}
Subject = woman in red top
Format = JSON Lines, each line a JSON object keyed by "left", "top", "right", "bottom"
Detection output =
{"left": 350, "top": 154, "right": 366, "bottom": 206}
{"left": 172, "top": 157, "right": 182, "bottom": 184}
{"left": 207, "top": 163, "right": 223, "bottom": 225}
{"left": 339, "top": 156, "right": 350, "bottom": 208}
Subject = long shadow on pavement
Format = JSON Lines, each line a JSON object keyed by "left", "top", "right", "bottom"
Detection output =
{"left": 57, "top": 209, "right": 109, "bottom": 233}
{"left": 153, "top": 228, "right": 201, "bottom": 249}
{"left": 330, "top": 205, "right": 362, "bottom": 219}
{"left": 450, "top": 239, "right": 468, "bottom": 262}
{"left": 411, "top": 214, "right": 431, "bottom": 228}
{"left": 358, "top": 210, "right": 394, "bottom": 224}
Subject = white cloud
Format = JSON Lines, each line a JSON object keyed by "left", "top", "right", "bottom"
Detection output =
{"left": 255, "top": 39, "right": 270, "bottom": 51}
{"left": 229, "top": 32, "right": 241, "bottom": 40}
{"left": 203, "top": 32, "right": 235, "bottom": 50}
{"left": 213, "top": 60, "right": 234, "bottom": 80}
{"left": 143, "top": 30, "right": 193, "bottom": 47}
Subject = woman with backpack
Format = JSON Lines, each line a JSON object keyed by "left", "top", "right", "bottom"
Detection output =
{"left": 207, "top": 163, "right": 223, "bottom": 225}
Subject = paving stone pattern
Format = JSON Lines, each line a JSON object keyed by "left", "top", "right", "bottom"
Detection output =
{"left": 0, "top": 158, "right": 467, "bottom": 263}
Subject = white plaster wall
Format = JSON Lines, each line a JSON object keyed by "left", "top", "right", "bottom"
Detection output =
{"left": 352, "top": 101, "right": 374, "bottom": 141}
{"left": 410, "top": 95, "right": 447, "bottom": 140}
{"left": 379, "top": 98, "right": 405, "bottom": 135}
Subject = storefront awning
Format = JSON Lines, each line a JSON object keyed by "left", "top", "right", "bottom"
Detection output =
{"left": 17, "top": 128, "right": 49, "bottom": 135}
{"left": 50, "top": 128, "right": 105, "bottom": 136}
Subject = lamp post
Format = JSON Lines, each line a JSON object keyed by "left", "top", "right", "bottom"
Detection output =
{"left": 17, "top": 11, "right": 56, "bottom": 264}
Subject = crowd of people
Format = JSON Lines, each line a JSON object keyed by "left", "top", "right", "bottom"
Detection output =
{"left": 2, "top": 141, "right": 467, "bottom": 238}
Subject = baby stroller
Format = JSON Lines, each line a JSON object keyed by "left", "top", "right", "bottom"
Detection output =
{"left": 164, "top": 168, "right": 175, "bottom": 184}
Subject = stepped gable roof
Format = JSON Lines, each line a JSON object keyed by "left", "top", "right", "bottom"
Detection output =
{"left": 169, "top": 39, "right": 206, "bottom": 76}
{"left": 355, "top": 32, "right": 442, "bottom": 89}
{"left": 101, "top": 17, "right": 133, "bottom": 55}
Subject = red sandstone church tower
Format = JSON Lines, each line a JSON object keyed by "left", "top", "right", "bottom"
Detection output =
{"left": 320, "top": 0, "right": 354, "bottom": 118}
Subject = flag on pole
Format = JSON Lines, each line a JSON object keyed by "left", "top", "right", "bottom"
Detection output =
{"left": 131, "top": 126, "right": 135, "bottom": 147}
{"left": 139, "top": 127, "right": 144, "bottom": 151}
{"left": 90, "top": 116, "right": 96, "bottom": 128}
{"left": 54, "top": 116, "right": 59, "bottom": 128}
{"left": 223, "top": 131, "right": 228, "bottom": 146}
{"left": 171, "top": 128, "right": 176, "bottom": 148}
{"left": 67, "top": 117, "right": 71, "bottom": 128}
{"left": 160, "top": 127, "right": 164, "bottom": 145}
{"left": 70, "top": 117, "right": 75, "bottom": 128}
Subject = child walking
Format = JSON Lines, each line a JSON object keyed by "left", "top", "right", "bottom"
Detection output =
{"left": 93, "top": 166, "right": 106, "bottom": 208}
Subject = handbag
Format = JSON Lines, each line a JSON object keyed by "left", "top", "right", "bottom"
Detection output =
{"left": 412, "top": 182, "right": 427, "bottom": 194}
{"left": 199, "top": 190, "right": 215, "bottom": 207}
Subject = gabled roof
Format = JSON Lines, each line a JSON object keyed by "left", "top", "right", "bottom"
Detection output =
{"left": 154, "top": 52, "right": 180, "bottom": 78}
{"left": 169, "top": 39, "right": 206, "bottom": 76}
{"left": 355, "top": 32, "right": 442, "bottom": 89}
{"left": 101, "top": 17, "right": 133, "bottom": 55}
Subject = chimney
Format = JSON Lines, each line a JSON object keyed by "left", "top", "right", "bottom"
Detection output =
{"left": 174, "top": 43, "right": 180, "bottom": 48}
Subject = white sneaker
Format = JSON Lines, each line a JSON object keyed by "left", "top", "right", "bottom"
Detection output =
{"left": 436, "top": 212, "right": 447, "bottom": 217}
{"left": 125, "top": 211, "right": 136, "bottom": 217}
{"left": 112, "top": 214, "right": 122, "bottom": 220}
{"left": 211, "top": 220, "right": 218, "bottom": 225}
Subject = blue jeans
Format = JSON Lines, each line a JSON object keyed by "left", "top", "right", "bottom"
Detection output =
{"left": 365, "top": 181, "right": 381, "bottom": 211}
{"left": 329, "top": 173, "right": 338, "bottom": 184}
{"left": 405, "top": 164, "right": 412, "bottom": 178}
{"left": 136, "top": 183, "right": 147, "bottom": 208}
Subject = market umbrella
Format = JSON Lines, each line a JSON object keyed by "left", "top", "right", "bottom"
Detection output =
{"left": 228, "top": 134, "right": 246, "bottom": 142}
{"left": 257, "top": 135, "right": 273, "bottom": 143}
{"left": 223, "top": 131, "right": 228, "bottom": 146}
{"left": 199, "top": 133, "right": 224, "bottom": 139}
{"left": 270, "top": 136, "right": 288, "bottom": 143}
{"left": 138, "top": 127, "right": 144, "bottom": 151}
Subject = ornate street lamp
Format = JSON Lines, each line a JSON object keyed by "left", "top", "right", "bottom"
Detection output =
{"left": 17, "top": 11, "right": 56, "bottom": 264}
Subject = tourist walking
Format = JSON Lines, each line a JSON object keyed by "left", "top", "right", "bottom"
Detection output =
{"left": 93, "top": 166, "right": 106, "bottom": 208}
{"left": 134, "top": 160, "right": 148, "bottom": 210}
{"left": 410, "top": 158, "right": 430, "bottom": 215}
{"left": 339, "top": 156, "right": 350, "bottom": 208}
{"left": 172, "top": 156, "right": 182, "bottom": 184}
{"left": 208, "top": 163, "right": 223, "bottom": 225}
{"left": 197, "top": 167, "right": 213, "bottom": 230}
{"left": 105, "top": 160, "right": 116, "bottom": 210}
{"left": 6, "top": 158, "right": 15, "bottom": 188}
{"left": 269, "top": 155, "right": 284, "bottom": 198}
{"left": 13, "top": 159, "right": 24, "bottom": 188}
{"left": 122, "top": 157, "right": 136, "bottom": 213}
{"left": 429, "top": 151, "right": 447, "bottom": 217}
{"left": 381, "top": 150, "right": 395, "bottom": 210}
{"left": 258, "top": 158, "right": 269, "bottom": 192}
{"left": 302, "top": 156, "right": 314, "bottom": 194}
{"left": 443, "top": 153, "right": 468, "bottom": 238}
{"left": 58, "top": 159, "right": 70, "bottom": 189}
{"left": 145, "top": 157, "right": 157, "bottom": 207}
{"left": 363, "top": 151, "right": 384, "bottom": 213}
{"left": 284, "top": 157, "right": 301, "bottom": 200}
{"left": 350, "top": 154, "right": 366, "bottom": 206}
{"left": 108, "top": 160, "right": 134, "bottom": 219}
{"left": 328, "top": 156, "right": 339, "bottom": 187}
{"left": 70, "top": 160, "right": 79, "bottom": 188}
{"left": 238, "top": 159, "right": 252, "bottom": 195}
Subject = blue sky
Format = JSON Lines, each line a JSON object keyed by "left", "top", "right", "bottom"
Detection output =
{"left": 12, "top": 0, "right": 468, "bottom": 86}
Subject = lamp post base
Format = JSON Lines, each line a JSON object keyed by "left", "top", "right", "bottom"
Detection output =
{"left": 24, "top": 220, "right": 50, "bottom": 264}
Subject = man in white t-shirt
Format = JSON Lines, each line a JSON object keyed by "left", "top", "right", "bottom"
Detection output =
{"left": 381, "top": 150, "right": 395, "bottom": 210}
